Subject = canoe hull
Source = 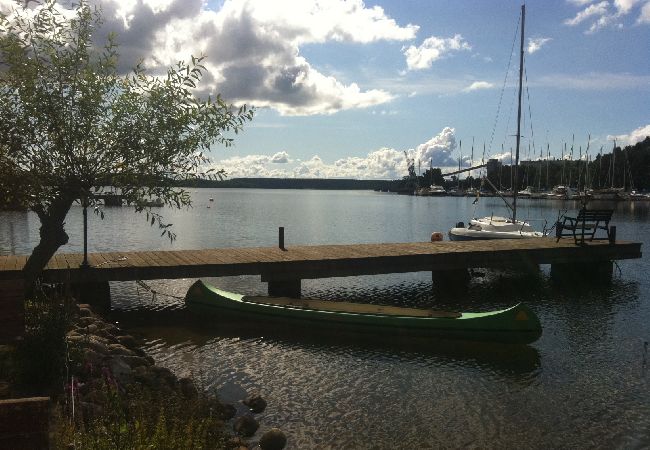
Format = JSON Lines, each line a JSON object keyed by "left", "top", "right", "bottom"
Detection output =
{"left": 185, "top": 280, "right": 542, "bottom": 344}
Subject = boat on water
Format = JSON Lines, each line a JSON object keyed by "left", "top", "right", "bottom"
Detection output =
{"left": 416, "top": 184, "right": 447, "bottom": 196}
{"left": 449, "top": 5, "right": 545, "bottom": 242}
{"left": 449, "top": 217, "right": 544, "bottom": 240}
{"left": 185, "top": 280, "right": 542, "bottom": 344}
{"left": 545, "top": 185, "right": 574, "bottom": 200}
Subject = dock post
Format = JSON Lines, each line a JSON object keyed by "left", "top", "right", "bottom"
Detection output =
{"left": 609, "top": 226, "right": 617, "bottom": 244}
{"left": 0, "top": 397, "right": 50, "bottom": 448}
{"left": 267, "top": 279, "right": 301, "bottom": 298}
{"left": 279, "top": 227, "right": 285, "bottom": 250}
{"left": 432, "top": 269, "right": 470, "bottom": 292}
{"left": 550, "top": 261, "right": 613, "bottom": 284}
{"left": 0, "top": 279, "right": 25, "bottom": 343}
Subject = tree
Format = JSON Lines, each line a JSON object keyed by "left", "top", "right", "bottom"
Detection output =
{"left": 0, "top": 1, "right": 253, "bottom": 278}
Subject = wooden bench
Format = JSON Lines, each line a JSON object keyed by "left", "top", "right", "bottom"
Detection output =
{"left": 556, "top": 208, "right": 614, "bottom": 244}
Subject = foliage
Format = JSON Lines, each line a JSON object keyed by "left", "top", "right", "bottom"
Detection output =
{"left": 0, "top": 0, "right": 253, "bottom": 275}
{"left": 15, "top": 286, "right": 75, "bottom": 394}
{"left": 53, "top": 384, "right": 230, "bottom": 450}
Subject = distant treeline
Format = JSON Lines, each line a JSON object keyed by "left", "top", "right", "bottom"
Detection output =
{"left": 3, "top": 137, "right": 649, "bottom": 211}
{"left": 178, "top": 177, "right": 395, "bottom": 190}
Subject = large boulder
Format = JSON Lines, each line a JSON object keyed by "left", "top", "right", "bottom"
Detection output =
{"left": 243, "top": 393, "right": 267, "bottom": 413}
{"left": 233, "top": 414, "right": 259, "bottom": 437}
{"left": 259, "top": 428, "right": 287, "bottom": 450}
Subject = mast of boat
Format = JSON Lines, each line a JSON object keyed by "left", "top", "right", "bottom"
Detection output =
{"left": 512, "top": 3, "right": 525, "bottom": 222}
{"left": 612, "top": 139, "right": 616, "bottom": 189}
{"left": 458, "top": 140, "right": 462, "bottom": 191}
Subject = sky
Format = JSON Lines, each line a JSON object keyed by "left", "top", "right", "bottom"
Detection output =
{"left": 4, "top": 0, "right": 650, "bottom": 179}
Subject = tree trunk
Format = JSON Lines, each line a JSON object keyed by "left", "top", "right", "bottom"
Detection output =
{"left": 23, "top": 195, "right": 76, "bottom": 283}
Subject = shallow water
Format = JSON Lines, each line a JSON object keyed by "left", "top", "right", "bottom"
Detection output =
{"left": 2, "top": 190, "right": 649, "bottom": 448}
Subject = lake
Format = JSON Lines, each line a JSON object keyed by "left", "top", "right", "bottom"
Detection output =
{"left": 1, "top": 189, "right": 649, "bottom": 448}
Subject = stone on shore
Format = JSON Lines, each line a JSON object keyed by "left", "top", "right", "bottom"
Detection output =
{"left": 243, "top": 393, "right": 267, "bottom": 413}
{"left": 259, "top": 428, "right": 287, "bottom": 450}
{"left": 233, "top": 414, "right": 259, "bottom": 436}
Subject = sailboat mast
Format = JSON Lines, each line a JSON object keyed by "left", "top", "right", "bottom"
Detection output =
{"left": 513, "top": 3, "right": 525, "bottom": 222}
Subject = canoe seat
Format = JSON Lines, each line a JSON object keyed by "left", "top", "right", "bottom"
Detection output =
{"left": 243, "top": 295, "right": 461, "bottom": 318}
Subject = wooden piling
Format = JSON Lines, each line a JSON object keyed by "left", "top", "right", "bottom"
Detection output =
{"left": 0, "top": 279, "right": 25, "bottom": 343}
{"left": 0, "top": 397, "right": 50, "bottom": 449}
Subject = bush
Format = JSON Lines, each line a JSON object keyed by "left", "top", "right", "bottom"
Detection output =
{"left": 15, "top": 286, "right": 75, "bottom": 394}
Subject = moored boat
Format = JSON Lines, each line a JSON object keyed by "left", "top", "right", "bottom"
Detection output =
{"left": 449, "top": 216, "right": 544, "bottom": 241}
{"left": 185, "top": 280, "right": 542, "bottom": 344}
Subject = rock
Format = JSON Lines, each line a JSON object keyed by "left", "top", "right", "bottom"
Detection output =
{"left": 107, "top": 343, "right": 135, "bottom": 357}
{"left": 243, "top": 393, "right": 267, "bottom": 413}
{"left": 228, "top": 437, "right": 248, "bottom": 450}
{"left": 77, "top": 316, "right": 97, "bottom": 327}
{"left": 85, "top": 337, "right": 109, "bottom": 355}
{"left": 77, "top": 307, "right": 93, "bottom": 317}
{"left": 0, "top": 381, "right": 12, "bottom": 399}
{"left": 83, "top": 349, "right": 105, "bottom": 366}
{"left": 259, "top": 428, "right": 287, "bottom": 450}
{"left": 117, "top": 335, "right": 138, "bottom": 349}
{"left": 233, "top": 414, "right": 259, "bottom": 437}
{"left": 103, "top": 324, "right": 120, "bottom": 335}
{"left": 178, "top": 377, "right": 198, "bottom": 399}
{"left": 108, "top": 357, "right": 132, "bottom": 384}
{"left": 66, "top": 334, "right": 85, "bottom": 344}
{"left": 86, "top": 324, "right": 99, "bottom": 334}
{"left": 120, "top": 355, "right": 151, "bottom": 369}
{"left": 220, "top": 403, "right": 237, "bottom": 420}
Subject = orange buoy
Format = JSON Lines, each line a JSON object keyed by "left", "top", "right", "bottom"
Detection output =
{"left": 430, "top": 232, "right": 443, "bottom": 242}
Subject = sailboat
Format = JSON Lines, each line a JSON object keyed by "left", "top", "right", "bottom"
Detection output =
{"left": 449, "top": 5, "right": 545, "bottom": 241}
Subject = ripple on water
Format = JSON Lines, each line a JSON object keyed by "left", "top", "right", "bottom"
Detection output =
{"left": 120, "top": 269, "right": 650, "bottom": 448}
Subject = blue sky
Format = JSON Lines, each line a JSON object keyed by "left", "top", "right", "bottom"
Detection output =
{"left": 6, "top": 0, "right": 649, "bottom": 178}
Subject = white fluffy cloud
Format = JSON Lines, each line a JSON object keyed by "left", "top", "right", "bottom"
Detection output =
{"left": 527, "top": 37, "right": 552, "bottom": 54}
{"left": 8, "top": 0, "right": 417, "bottom": 116}
{"left": 211, "top": 127, "right": 460, "bottom": 179}
{"left": 403, "top": 34, "right": 471, "bottom": 70}
{"left": 565, "top": 0, "right": 648, "bottom": 32}
{"left": 565, "top": 1, "right": 609, "bottom": 26}
{"left": 639, "top": 1, "right": 650, "bottom": 23}
{"left": 462, "top": 81, "right": 494, "bottom": 92}
{"left": 608, "top": 124, "right": 650, "bottom": 146}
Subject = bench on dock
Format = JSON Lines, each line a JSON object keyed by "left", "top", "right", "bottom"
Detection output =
{"left": 556, "top": 208, "right": 614, "bottom": 245}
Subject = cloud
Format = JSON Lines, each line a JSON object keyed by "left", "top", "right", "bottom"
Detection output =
{"left": 607, "top": 124, "right": 650, "bottom": 146}
{"left": 211, "top": 127, "right": 460, "bottom": 179}
{"left": 567, "top": 0, "right": 597, "bottom": 5}
{"left": 462, "top": 81, "right": 494, "bottom": 92}
{"left": 12, "top": 0, "right": 416, "bottom": 116}
{"left": 564, "top": 1, "right": 609, "bottom": 26}
{"left": 403, "top": 34, "right": 471, "bottom": 71}
{"left": 638, "top": 1, "right": 650, "bottom": 23}
{"left": 270, "top": 151, "right": 290, "bottom": 163}
{"left": 527, "top": 37, "right": 552, "bottom": 54}
{"left": 565, "top": 0, "right": 647, "bottom": 32}
{"left": 536, "top": 72, "right": 650, "bottom": 90}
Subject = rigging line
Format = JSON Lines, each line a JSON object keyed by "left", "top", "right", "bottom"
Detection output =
{"left": 524, "top": 65, "right": 536, "bottom": 160}
{"left": 487, "top": 13, "right": 521, "bottom": 157}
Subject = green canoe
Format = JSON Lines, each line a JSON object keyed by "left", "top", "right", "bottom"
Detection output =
{"left": 185, "top": 280, "right": 542, "bottom": 344}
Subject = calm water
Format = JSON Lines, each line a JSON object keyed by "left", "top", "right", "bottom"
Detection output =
{"left": 2, "top": 189, "right": 649, "bottom": 448}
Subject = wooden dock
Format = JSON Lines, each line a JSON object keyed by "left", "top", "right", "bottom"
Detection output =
{"left": 0, "top": 238, "right": 642, "bottom": 298}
